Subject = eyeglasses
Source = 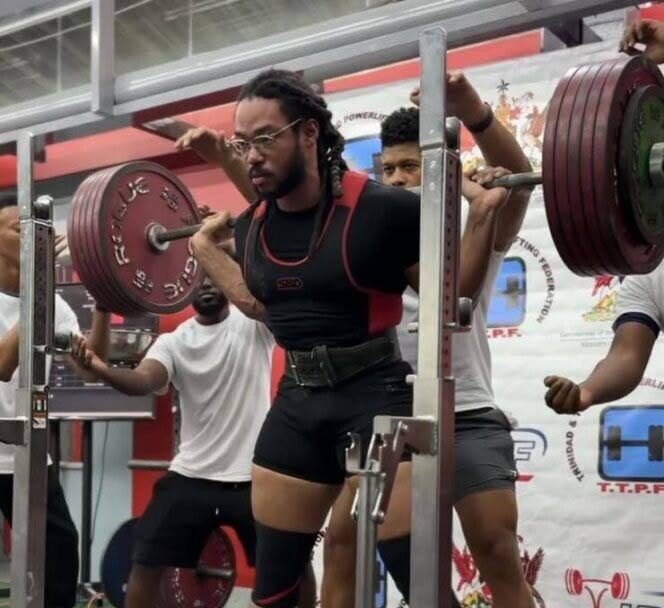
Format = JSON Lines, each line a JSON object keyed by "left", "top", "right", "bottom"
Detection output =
{"left": 229, "top": 119, "right": 302, "bottom": 158}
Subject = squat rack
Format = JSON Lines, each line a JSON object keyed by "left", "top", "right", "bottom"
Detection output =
{"left": 0, "top": 1, "right": 639, "bottom": 606}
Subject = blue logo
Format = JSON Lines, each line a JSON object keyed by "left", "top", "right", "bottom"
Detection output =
{"left": 344, "top": 136, "right": 383, "bottom": 180}
{"left": 488, "top": 256, "right": 527, "bottom": 328}
{"left": 599, "top": 406, "right": 664, "bottom": 481}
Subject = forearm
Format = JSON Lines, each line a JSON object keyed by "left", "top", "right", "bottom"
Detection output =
{"left": 581, "top": 356, "right": 644, "bottom": 406}
{"left": 94, "top": 364, "right": 154, "bottom": 396}
{"left": 0, "top": 325, "right": 19, "bottom": 382}
{"left": 469, "top": 113, "right": 533, "bottom": 250}
{"left": 193, "top": 237, "right": 265, "bottom": 320}
{"left": 459, "top": 206, "right": 499, "bottom": 305}
{"left": 467, "top": 108, "right": 531, "bottom": 174}
{"left": 87, "top": 309, "right": 111, "bottom": 361}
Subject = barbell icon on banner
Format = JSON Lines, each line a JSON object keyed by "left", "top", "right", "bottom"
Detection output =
{"left": 601, "top": 424, "right": 664, "bottom": 461}
{"left": 565, "top": 568, "right": 630, "bottom": 605}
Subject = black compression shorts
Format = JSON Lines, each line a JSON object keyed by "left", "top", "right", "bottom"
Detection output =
{"left": 133, "top": 471, "right": 256, "bottom": 568}
{"left": 253, "top": 359, "right": 414, "bottom": 485}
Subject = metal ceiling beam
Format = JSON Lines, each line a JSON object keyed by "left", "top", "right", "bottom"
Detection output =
{"left": 0, "top": 0, "right": 637, "bottom": 145}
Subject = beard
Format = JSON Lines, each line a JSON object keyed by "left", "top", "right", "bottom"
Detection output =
{"left": 251, "top": 141, "right": 307, "bottom": 200}
{"left": 192, "top": 291, "right": 228, "bottom": 317}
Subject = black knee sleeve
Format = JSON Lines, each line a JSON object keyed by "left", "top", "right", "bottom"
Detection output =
{"left": 251, "top": 523, "right": 318, "bottom": 608}
{"left": 378, "top": 535, "right": 461, "bottom": 608}
{"left": 378, "top": 535, "right": 411, "bottom": 602}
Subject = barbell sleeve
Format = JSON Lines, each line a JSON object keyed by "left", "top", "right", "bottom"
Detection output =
{"left": 485, "top": 171, "right": 543, "bottom": 189}
{"left": 154, "top": 223, "right": 202, "bottom": 244}
{"left": 147, "top": 218, "right": 236, "bottom": 251}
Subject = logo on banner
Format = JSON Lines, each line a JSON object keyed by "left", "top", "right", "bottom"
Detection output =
{"left": 343, "top": 135, "right": 384, "bottom": 180}
{"left": 512, "top": 427, "right": 548, "bottom": 482}
{"left": 561, "top": 276, "right": 624, "bottom": 347}
{"left": 462, "top": 80, "right": 545, "bottom": 171}
{"left": 596, "top": 406, "right": 664, "bottom": 495}
{"left": 453, "top": 537, "right": 546, "bottom": 607}
{"left": 582, "top": 276, "right": 624, "bottom": 323}
{"left": 487, "top": 257, "right": 527, "bottom": 332}
{"left": 564, "top": 568, "right": 631, "bottom": 607}
{"left": 488, "top": 237, "right": 556, "bottom": 336}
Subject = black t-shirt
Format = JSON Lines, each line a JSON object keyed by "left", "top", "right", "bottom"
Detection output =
{"left": 234, "top": 177, "right": 420, "bottom": 349}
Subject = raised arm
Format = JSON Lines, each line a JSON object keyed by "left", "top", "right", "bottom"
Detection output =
{"left": 191, "top": 212, "right": 266, "bottom": 321}
{"left": 412, "top": 72, "right": 533, "bottom": 251}
{"left": 87, "top": 308, "right": 111, "bottom": 361}
{"left": 175, "top": 127, "right": 255, "bottom": 203}
{"left": 404, "top": 171, "right": 510, "bottom": 301}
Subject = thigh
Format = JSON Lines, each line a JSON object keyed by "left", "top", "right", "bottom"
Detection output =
{"left": 214, "top": 482, "right": 257, "bottom": 566}
{"left": 335, "top": 360, "right": 414, "bottom": 474}
{"left": 455, "top": 488, "right": 518, "bottom": 549}
{"left": 255, "top": 380, "right": 346, "bottom": 485}
{"left": 133, "top": 472, "right": 219, "bottom": 568}
{"left": 252, "top": 465, "right": 341, "bottom": 533}
{"left": 454, "top": 408, "right": 518, "bottom": 504}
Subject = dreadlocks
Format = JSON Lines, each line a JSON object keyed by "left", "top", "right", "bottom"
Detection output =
{"left": 238, "top": 69, "right": 347, "bottom": 199}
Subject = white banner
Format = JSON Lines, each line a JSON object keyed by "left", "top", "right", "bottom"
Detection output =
{"left": 315, "top": 45, "right": 664, "bottom": 608}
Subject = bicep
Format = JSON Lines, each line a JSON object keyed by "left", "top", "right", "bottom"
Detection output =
{"left": 135, "top": 359, "right": 170, "bottom": 394}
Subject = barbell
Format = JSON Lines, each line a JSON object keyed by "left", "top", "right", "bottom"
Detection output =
{"left": 67, "top": 54, "right": 664, "bottom": 316}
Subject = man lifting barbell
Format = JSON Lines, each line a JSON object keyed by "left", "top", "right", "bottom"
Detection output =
{"left": 543, "top": 19, "right": 664, "bottom": 415}
{"left": 0, "top": 194, "right": 111, "bottom": 608}
{"left": 69, "top": 276, "right": 316, "bottom": 608}
{"left": 175, "top": 68, "right": 528, "bottom": 608}
{"left": 184, "top": 67, "right": 512, "bottom": 608}
{"left": 321, "top": 72, "right": 536, "bottom": 608}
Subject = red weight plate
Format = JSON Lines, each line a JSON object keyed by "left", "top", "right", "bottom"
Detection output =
{"left": 78, "top": 169, "right": 127, "bottom": 313}
{"left": 85, "top": 167, "right": 142, "bottom": 315}
{"left": 593, "top": 56, "right": 664, "bottom": 274}
{"left": 579, "top": 58, "right": 626, "bottom": 276}
{"left": 80, "top": 167, "right": 138, "bottom": 315}
{"left": 102, "top": 162, "right": 202, "bottom": 315}
{"left": 592, "top": 58, "right": 649, "bottom": 273}
{"left": 97, "top": 162, "right": 202, "bottom": 315}
{"left": 567, "top": 62, "right": 617, "bottom": 275}
{"left": 159, "top": 528, "right": 236, "bottom": 608}
{"left": 553, "top": 64, "right": 598, "bottom": 275}
{"left": 69, "top": 170, "right": 125, "bottom": 313}
{"left": 543, "top": 66, "right": 585, "bottom": 275}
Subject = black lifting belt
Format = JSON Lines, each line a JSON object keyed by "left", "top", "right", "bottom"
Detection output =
{"left": 284, "top": 334, "right": 400, "bottom": 388}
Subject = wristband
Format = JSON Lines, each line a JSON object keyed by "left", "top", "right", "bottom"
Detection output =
{"left": 465, "top": 103, "right": 494, "bottom": 134}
